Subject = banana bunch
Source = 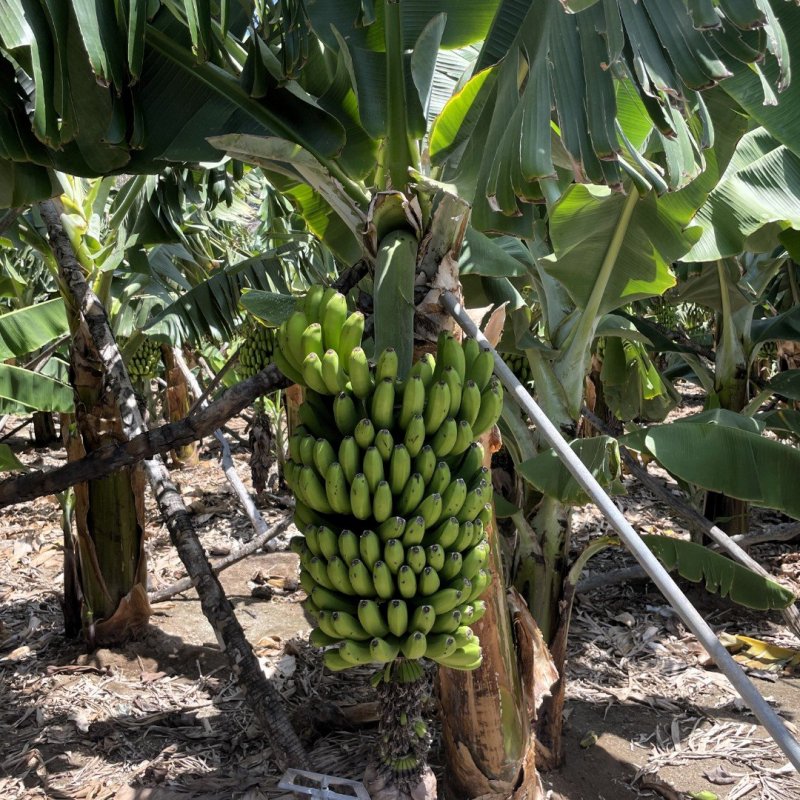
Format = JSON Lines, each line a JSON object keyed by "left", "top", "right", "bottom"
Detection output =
{"left": 126, "top": 338, "right": 162, "bottom": 379}
{"left": 238, "top": 318, "right": 275, "bottom": 378}
{"left": 272, "top": 285, "right": 366, "bottom": 392}
{"left": 287, "top": 329, "right": 503, "bottom": 672}
{"left": 502, "top": 352, "right": 532, "bottom": 387}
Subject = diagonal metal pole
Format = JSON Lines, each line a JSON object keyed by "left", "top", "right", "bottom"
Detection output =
{"left": 440, "top": 290, "right": 800, "bottom": 772}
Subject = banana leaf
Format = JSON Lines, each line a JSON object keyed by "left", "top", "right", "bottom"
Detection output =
{"left": 0, "top": 298, "right": 69, "bottom": 360}
{"left": 0, "top": 364, "right": 74, "bottom": 414}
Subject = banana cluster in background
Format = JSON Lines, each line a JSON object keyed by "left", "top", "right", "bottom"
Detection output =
{"left": 276, "top": 287, "right": 503, "bottom": 673}
{"left": 238, "top": 318, "right": 275, "bottom": 378}
{"left": 126, "top": 337, "right": 162, "bottom": 379}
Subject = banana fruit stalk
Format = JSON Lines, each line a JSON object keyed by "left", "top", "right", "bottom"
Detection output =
{"left": 282, "top": 289, "right": 501, "bottom": 672}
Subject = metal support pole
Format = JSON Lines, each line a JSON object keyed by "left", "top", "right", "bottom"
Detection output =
{"left": 440, "top": 290, "right": 800, "bottom": 771}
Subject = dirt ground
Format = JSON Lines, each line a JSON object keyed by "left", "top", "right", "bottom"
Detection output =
{"left": 1, "top": 397, "right": 799, "bottom": 800}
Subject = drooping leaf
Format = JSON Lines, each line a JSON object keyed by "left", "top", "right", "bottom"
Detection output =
{"left": 240, "top": 289, "right": 298, "bottom": 327}
{"left": 0, "top": 443, "right": 25, "bottom": 472}
{"left": 0, "top": 298, "right": 69, "bottom": 360}
{"left": 458, "top": 227, "right": 529, "bottom": 277}
{"left": 765, "top": 369, "right": 800, "bottom": 401}
{"left": 641, "top": 535, "right": 796, "bottom": 610}
{"left": 751, "top": 304, "right": 800, "bottom": 345}
{"left": 0, "top": 364, "right": 74, "bottom": 414}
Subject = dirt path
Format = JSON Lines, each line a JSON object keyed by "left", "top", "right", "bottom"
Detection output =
{"left": 1, "top": 408, "right": 799, "bottom": 799}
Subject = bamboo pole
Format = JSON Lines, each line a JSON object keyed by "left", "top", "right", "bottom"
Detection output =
{"left": 440, "top": 290, "right": 800, "bottom": 773}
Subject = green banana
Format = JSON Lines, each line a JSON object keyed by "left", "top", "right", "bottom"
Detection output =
{"left": 313, "top": 438, "right": 336, "bottom": 479}
{"left": 426, "top": 587, "right": 464, "bottom": 614}
{"left": 310, "top": 627, "right": 339, "bottom": 647}
{"left": 442, "top": 366, "right": 463, "bottom": 418}
{"left": 449, "top": 576, "right": 473, "bottom": 595}
{"left": 284, "top": 310, "right": 309, "bottom": 367}
{"left": 348, "top": 347, "right": 374, "bottom": 399}
{"left": 374, "top": 428, "right": 394, "bottom": 461}
{"left": 440, "top": 333, "right": 466, "bottom": 382}
{"left": 274, "top": 334, "right": 305, "bottom": 385}
{"left": 450, "top": 419, "right": 474, "bottom": 456}
{"left": 414, "top": 446, "right": 437, "bottom": 485}
{"left": 298, "top": 396, "right": 333, "bottom": 439}
{"left": 333, "top": 392, "right": 358, "bottom": 435}
{"left": 403, "top": 413, "right": 426, "bottom": 457}
{"left": 452, "top": 625, "right": 475, "bottom": 650}
{"left": 418, "top": 566, "right": 441, "bottom": 596}
{"left": 476, "top": 504, "right": 493, "bottom": 527}
{"left": 303, "top": 284, "right": 326, "bottom": 322}
{"left": 431, "top": 416, "right": 458, "bottom": 457}
{"left": 399, "top": 375, "right": 425, "bottom": 429}
{"left": 321, "top": 349, "right": 346, "bottom": 394}
{"left": 377, "top": 516, "right": 406, "bottom": 543}
{"left": 304, "top": 524, "right": 322, "bottom": 556}
{"left": 425, "top": 516, "right": 459, "bottom": 549}
{"left": 414, "top": 492, "right": 443, "bottom": 528}
{"left": 401, "top": 515, "right": 426, "bottom": 546}
{"left": 425, "top": 633, "right": 457, "bottom": 659}
{"left": 323, "top": 649, "right": 353, "bottom": 672}
{"left": 451, "top": 521, "right": 473, "bottom": 551}
{"left": 350, "top": 473, "right": 372, "bottom": 520}
{"left": 456, "top": 486, "right": 486, "bottom": 523}
{"left": 338, "top": 436, "right": 360, "bottom": 483}
{"left": 288, "top": 433, "right": 303, "bottom": 463}
{"left": 339, "top": 639, "right": 375, "bottom": 665}
{"left": 376, "top": 347, "right": 399, "bottom": 383}
{"left": 299, "top": 434, "right": 316, "bottom": 466}
{"left": 349, "top": 558, "right": 376, "bottom": 596}
{"left": 468, "top": 466, "right": 491, "bottom": 491}
{"left": 299, "top": 569, "right": 316, "bottom": 596}
{"left": 316, "top": 609, "right": 340, "bottom": 639}
{"left": 337, "top": 311, "right": 365, "bottom": 372}
{"left": 371, "top": 378, "right": 396, "bottom": 431}
{"left": 331, "top": 610, "right": 370, "bottom": 640}
{"left": 454, "top": 442, "right": 485, "bottom": 484}
{"left": 409, "top": 604, "right": 436, "bottom": 634}
{"left": 387, "top": 598, "right": 409, "bottom": 636}
{"left": 405, "top": 545, "right": 426, "bottom": 574}
{"left": 462, "top": 337, "right": 480, "bottom": 373}
{"left": 301, "top": 466, "right": 334, "bottom": 513}
{"left": 410, "top": 353, "right": 436, "bottom": 387}
{"left": 428, "top": 461, "right": 451, "bottom": 496}
{"left": 358, "top": 598, "right": 390, "bottom": 637}
{"left": 459, "top": 600, "right": 486, "bottom": 625}
{"left": 301, "top": 323, "right": 325, "bottom": 359}
{"left": 425, "top": 544, "right": 445, "bottom": 572}
{"left": 396, "top": 565, "right": 418, "bottom": 599}
{"left": 400, "top": 631, "right": 427, "bottom": 660}
{"left": 397, "top": 472, "right": 425, "bottom": 516}
{"left": 327, "top": 555, "right": 355, "bottom": 595}
{"left": 389, "top": 445, "right": 411, "bottom": 495}
{"left": 423, "top": 380, "right": 451, "bottom": 435}
{"left": 471, "top": 518, "right": 485, "bottom": 547}
{"left": 471, "top": 378, "right": 503, "bottom": 438}
{"left": 363, "top": 447, "right": 385, "bottom": 494}
{"left": 369, "top": 636, "right": 400, "bottom": 663}
{"left": 324, "top": 463, "right": 351, "bottom": 515}
{"left": 458, "top": 379, "right": 481, "bottom": 427}
{"left": 359, "top": 530, "right": 382, "bottom": 570}
{"left": 384, "top": 538, "right": 405, "bottom": 574}
{"left": 317, "top": 525, "right": 338, "bottom": 560}
{"left": 308, "top": 556, "right": 335, "bottom": 590}
{"left": 468, "top": 569, "right": 491, "bottom": 601}
{"left": 372, "top": 480, "right": 393, "bottom": 523}
{"left": 312, "top": 585, "right": 355, "bottom": 613}
{"left": 441, "top": 477, "right": 468, "bottom": 518}
{"left": 466, "top": 348, "right": 494, "bottom": 391}
{"left": 288, "top": 535, "right": 307, "bottom": 556}
{"left": 338, "top": 530, "right": 360, "bottom": 564}
{"left": 321, "top": 291, "right": 348, "bottom": 352}
{"left": 372, "top": 560, "right": 395, "bottom": 599}
{"left": 302, "top": 352, "right": 329, "bottom": 395}
{"left": 430, "top": 609, "right": 461, "bottom": 634}
{"left": 317, "top": 288, "right": 338, "bottom": 328}
{"left": 440, "top": 551, "right": 463, "bottom": 581}
{"left": 433, "top": 644, "right": 482, "bottom": 670}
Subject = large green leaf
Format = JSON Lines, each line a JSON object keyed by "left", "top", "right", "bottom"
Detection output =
{"left": 0, "top": 298, "right": 69, "bottom": 360}
{"left": 458, "top": 227, "right": 529, "bottom": 277}
{"left": 517, "top": 435, "right": 625, "bottom": 506}
{"left": 621, "top": 414, "right": 800, "bottom": 519}
{"left": 0, "top": 443, "right": 25, "bottom": 472}
{"left": 641, "top": 535, "right": 796, "bottom": 611}
{"left": 0, "top": 364, "right": 74, "bottom": 414}
{"left": 542, "top": 186, "right": 699, "bottom": 315}
{"left": 240, "top": 290, "right": 298, "bottom": 327}
{"left": 751, "top": 304, "right": 800, "bottom": 345}
{"left": 765, "top": 369, "right": 800, "bottom": 401}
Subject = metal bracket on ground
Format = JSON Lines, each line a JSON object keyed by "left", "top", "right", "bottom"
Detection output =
{"left": 278, "top": 768, "right": 371, "bottom": 799}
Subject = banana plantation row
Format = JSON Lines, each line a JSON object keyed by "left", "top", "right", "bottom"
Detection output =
{"left": 1, "top": 1, "right": 800, "bottom": 797}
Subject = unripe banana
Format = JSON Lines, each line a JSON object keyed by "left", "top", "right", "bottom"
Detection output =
{"left": 316, "top": 525, "right": 338, "bottom": 560}
{"left": 428, "top": 461, "right": 451, "bottom": 496}
{"left": 425, "top": 633, "right": 457, "bottom": 659}
{"left": 375, "top": 429, "right": 394, "bottom": 461}
{"left": 401, "top": 515, "right": 426, "bottom": 546}
{"left": 310, "top": 627, "right": 340, "bottom": 647}
{"left": 316, "top": 609, "right": 340, "bottom": 638}
{"left": 440, "top": 551, "right": 463, "bottom": 581}
{"left": 321, "top": 291, "right": 348, "bottom": 352}
{"left": 323, "top": 649, "right": 353, "bottom": 672}
{"left": 377, "top": 516, "right": 405, "bottom": 543}
{"left": 414, "top": 446, "right": 437, "bottom": 485}
{"left": 423, "top": 380, "right": 451, "bottom": 435}
{"left": 313, "top": 438, "right": 336, "bottom": 479}
{"left": 425, "top": 544, "right": 445, "bottom": 572}
{"left": 414, "top": 492, "right": 443, "bottom": 528}
{"left": 449, "top": 576, "right": 473, "bottom": 595}
{"left": 430, "top": 609, "right": 461, "bottom": 633}
{"left": 299, "top": 569, "right": 316, "bottom": 596}
{"left": 301, "top": 323, "right": 325, "bottom": 359}
{"left": 299, "top": 434, "right": 316, "bottom": 466}
{"left": 321, "top": 349, "right": 346, "bottom": 393}
{"left": 288, "top": 433, "right": 303, "bottom": 464}
{"left": 418, "top": 566, "right": 441, "bottom": 596}
{"left": 303, "top": 284, "right": 326, "bottom": 322}
{"left": 333, "top": 392, "right": 358, "bottom": 435}
{"left": 363, "top": 447, "right": 384, "bottom": 494}
{"left": 294, "top": 500, "right": 322, "bottom": 531}
{"left": 312, "top": 584, "right": 356, "bottom": 613}
{"left": 440, "top": 333, "right": 466, "bottom": 382}
{"left": 331, "top": 610, "right": 370, "bottom": 640}
{"left": 354, "top": 418, "right": 376, "bottom": 450}
{"left": 339, "top": 639, "right": 375, "bottom": 665}
{"left": 302, "top": 352, "right": 329, "bottom": 395}
{"left": 442, "top": 366, "right": 463, "bottom": 417}
{"left": 397, "top": 473, "right": 425, "bottom": 516}
{"left": 371, "top": 378, "right": 396, "bottom": 431}
{"left": 369, "top": 636, "right": 400, "bottom": 663}
{"left": 349, "top": 558, "right": 377, "bottom": 596}
{"left": 384, "top": 538, "right": 405, "bottom": 574}
{"left": 304, "top": 524, "right": 322, "bottom": 556}
{"left": 410, "top": 352, "right": 436, "bottom": 387}
{"left": 358, "top": 598, "right": 390, "bottom": 637}
{"left": 462, "top": 337, "right": 480, "bottom": 373}
{"left": 405, "top": 545, "right": 426, "bottom": 574}
{"left": 301, "top": 466, "right": 334, "bottom": 514}
{"left": 476, "top": 504, "right": 493, "bottom": 528}
{"left": 403, "top": 413, "right": 426, "bottom": 457}
{"left": 372, "top": 480, "right": 393, "bottom": 523}
{"left": 375, "top": 347, "right": 399, "bottom": 383}
{"left": 359, "top": 530, "right": 382, "bottom": 570}
{"left": 350, "top": 473, "right": 372, "bottom": 520}
{"left": 397, "top": 565, "right": 418, "bottom": 599}
{"left": 450, "top": 419, "right": 475, "bottom": 456}
{"left": 454, "top": 442, "right": 485, "bottom": 484}
{"left": 409, "top": 604, "right": 436, "bottom": 634}
{"left": 431, "top": 417, "right": 458, "bottom": 457}
{"left": 400, "top": 631, "right": 427, "bottom": 660}
{"left": 441, "top": 477, "right": 468, "bottom": 518}
{"left": 458, "top": 379, "right": 481, "bottom": 427}
{"left": 327, "top": 555, "right": 355, "bottom": 594}
{"left": 469, "top": 569, "right": 491, "bottom": 601}
{"left": 372, "top": 560, "right": 395, "bottom": 599}
{"left": 289, "top": 535, "right": 307, "bottom": 556}
{"left": 399, "top": 376, "right": 425, "bottom": 429}
{"left": 433, "top": 644, "right": 482, "bottom": 670}
{"left": 348, "top": 347, "right": 374, "bottom": 399}
{"left": 389, "top": 445, "right": 411, "bottom": 495}
{"left": 285, "top": 310, "right": 309, "bottom": 366}
{"left": 457, "top": 487, "right": 487, "bottom": 523}
{"left": 467, "top": 348, "right": 495, "bottom": 391}
{"left": 459, "top": 600, "right": 486, "bottom": 625}
{"left": 337, "top": 311, "right": 365, "bottom": 372}
{"left": 273, "top": 346, "right": 306, "bottom": 386}
{"left": 425, "top": 516, "right": 459, "bottom": 549}
{"left": 298, "top": 398, "right": 332, "bottom": 439}
{"left": 452, "top": 625, "right": 475, "bottom": 650}
{"left": 338, "top": 530, "right": 360, "bottom": 564}
{"left": 426, "top": 587, "right": 464, "bottom": 614}
{"left": 469, "top": 466, "right": 491, "bottom": 491}
{"left": 338, "top": 436, "right": 360, "bottom": 483}
{"left": 325, "top": 462, "right": 351, "bottom": 515}
{"left": 317, "top": 287, "right": 338, "bottom": 327}
{"left": 471, "top": 378, "right": 503, "bottom": 437}
{"left": 387, "top": 598, "right": 409, "bottom": 636}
